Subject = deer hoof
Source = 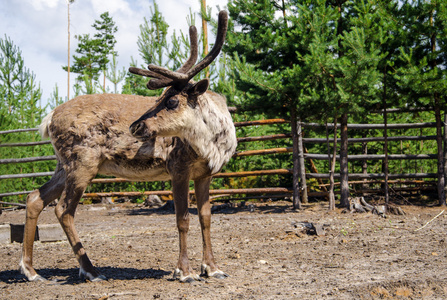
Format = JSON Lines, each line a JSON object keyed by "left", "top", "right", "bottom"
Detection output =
{"left": 79, "top": 268, "right": 107, "bottom": 282}
{"left": 20, "top": 261, "right": 48, "bottom": 282}
{"left": 200, "top": 264, "right": 229, "bottom": 279}
{"left": 173, "top": 268, "right": 203, "bottom": 283}
{"left": 29, "top": 274, "right": 48, "bottom": 282}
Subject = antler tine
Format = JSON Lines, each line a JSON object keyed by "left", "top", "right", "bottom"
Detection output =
{"left": 145, "top": 10, "right": 228, "bottom": 90}
{"left": 128, "top": 67, "right": 167, "bottom": 80}
{"left": 145, "top": 26, "right": 199, "bottom": 90}
{"left": 177, "top": 26, "right": 199, "bottom": 73}
{"left": 185, "top": 10, "right": 228, "bottom": 79}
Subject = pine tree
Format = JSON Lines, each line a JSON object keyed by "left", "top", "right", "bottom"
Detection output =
{"left": 106, "top": 53, "right": 126, "bottom": 93}
{"left": 0, "top": 35, "right": 43, "bottom": 130}
{"left": 225, "top": 0, "right": 393, "bottom": 208}
{"left": 93, "top": 12, "right": 118, "bottom": 91}
{"left": 123, "top": 2, "right": 171, "bottom": 97}
{"left": 394, "top": 0, "right": 447, "bottom": 205}
{"left": 123, "top": 2, "right": 200, "bottom": 96}
{"left": 63, "top": 11, "right": 118, "bottom": 94}
{"left": 0, "top": 36, "right": 50, "bottom": 200}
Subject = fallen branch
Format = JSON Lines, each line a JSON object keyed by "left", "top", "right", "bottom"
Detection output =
{"left": 414, "top": 210, "right": 445, "bottom": 232}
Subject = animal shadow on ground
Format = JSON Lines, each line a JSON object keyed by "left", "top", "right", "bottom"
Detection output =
{"left": 124, "top": 200, "right": 295, "bottom": 217}
{"left": 0, "top": 267, "right": 171, "bottom": 285}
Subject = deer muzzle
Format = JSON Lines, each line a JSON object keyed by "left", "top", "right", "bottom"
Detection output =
{"left": 130, "top": 120, "right": 151, "bottom": 140}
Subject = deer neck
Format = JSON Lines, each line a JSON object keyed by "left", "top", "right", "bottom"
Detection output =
{"left": 182, "top": 96, "right": 237, "bottom": 174}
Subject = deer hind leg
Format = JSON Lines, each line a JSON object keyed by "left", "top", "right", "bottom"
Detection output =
{"left": 20, "top": 163, "right": 66, "bottom": 281}
{"left": 54, "top": 165, "right": 105, "bottom": 282}
{"left": 195, "top": 177, "right": 229, "bottom": 279}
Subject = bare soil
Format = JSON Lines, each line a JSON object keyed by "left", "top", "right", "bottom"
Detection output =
{"left": 1, "top": 201, "right": 447, "bottom": 299}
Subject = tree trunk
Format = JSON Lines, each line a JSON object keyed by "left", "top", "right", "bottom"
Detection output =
{"left": 430, "top": 10, "right": 445, "bottom": 206}
{"left": 339, "top": 113, "right": 349, "bottom": 207}
{"left": 201, "top": 0, "right": 209, "bottom": 78}
{"left": 103, "top": 69, "right": 106, "bottom": 92}
{"left": 297, "top": 119, "right": 308, "bottom": 204}
{"left": 67, "top": 2, "right": 71, "bottom": 101}
{"left": 291, "top": 106, "right": 302, "bottom": 209}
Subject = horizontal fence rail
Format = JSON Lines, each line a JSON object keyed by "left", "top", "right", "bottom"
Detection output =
{"left": 0, "top": 140, "right": 51, "bottom": 147}
{"left": 306, "top": 173, "right": 437, "bottom": 179}
{"left": 0, "top": 128, "right": 38, "bottom": 135}
{"left": 0, "top": 114, "right": 442, "bottom": 204}
{"left": 0, "top": 155, "right": 57, "bottom": 165}
{"left": 302, "top": 122, "right": 437, "bottom": 130}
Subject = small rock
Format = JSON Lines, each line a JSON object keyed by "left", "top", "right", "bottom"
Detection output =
{"left": 144, "top": 195, "right": 163, "bottom": 207}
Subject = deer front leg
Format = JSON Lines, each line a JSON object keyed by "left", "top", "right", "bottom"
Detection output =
{"left": 172, "top": 174, "right": 202, "bottom": 283}
{"left": 195, "top": 177, "right": 229, "bottom": 279}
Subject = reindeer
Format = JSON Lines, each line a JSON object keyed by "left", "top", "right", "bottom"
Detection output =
{"left": 20, "top": 11, "right": 236, "bottom": 283}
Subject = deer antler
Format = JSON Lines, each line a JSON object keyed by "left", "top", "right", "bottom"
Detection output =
{"left": 129, "top": 10, "right": 228, "bottom": 90}
{"left": 129, "top": 25, "right": 198, "bottom": 87}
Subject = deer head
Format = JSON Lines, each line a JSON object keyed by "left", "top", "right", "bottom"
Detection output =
{"left": 129, "top": 11, "right": 228, "bottom": 141}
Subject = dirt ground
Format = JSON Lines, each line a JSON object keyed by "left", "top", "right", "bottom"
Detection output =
{"left": 1, "top": 200, "right": 447, "bottom": 299}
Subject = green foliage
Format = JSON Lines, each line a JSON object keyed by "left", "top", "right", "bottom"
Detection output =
{"left": 123, "top": 2, "right": 224, "bottom": 97}
{"left": 0, "top": 36, "right": 53, "bottom": 201}
{"left": 393, "top": 0, "right": 447, "bottom": 108}
{"left": 0, "top": 35, "right": 44, "bottom": 130}
{"left": 106, "top": 53, "right": 126, "bottom": 93}
{"left": 93, "top": 12, "right": 118, "bottom": 70}
{"left": 123, "top": 2, "right": 174, "bottom": 97}
{"left": 3, "top": 2, "right": 447, "bottom": 203}
{"left": 0, "top": 132, "right": 57, "bottom": 203}
{"left": 224, "top": 0, "right": 393, "bottom": 122}
{"left": 63, "top": 11, "right": 118, "bottom": 94}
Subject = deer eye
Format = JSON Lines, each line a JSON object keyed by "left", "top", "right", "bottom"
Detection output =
{"left": 166, "top": 97, "right": 179, "bottom": 110}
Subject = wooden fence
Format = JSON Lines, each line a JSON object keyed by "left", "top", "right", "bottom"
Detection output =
{"left": 0, "top": 111, "right": 442, "bottom": 205}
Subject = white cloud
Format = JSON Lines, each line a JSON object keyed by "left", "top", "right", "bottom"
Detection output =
{"left": 91, "top": 0, "right": 132, "bottom": 16}
{"left": 28, "top": 0, "right": 59, "bottom": 11}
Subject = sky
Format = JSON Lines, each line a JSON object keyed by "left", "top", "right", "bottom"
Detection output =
{"left": 0, "top": 0, "right": 228, "bottom": 106}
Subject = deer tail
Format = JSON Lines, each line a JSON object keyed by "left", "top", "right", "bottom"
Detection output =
{"left": 38, "top": 110, "right": 54, "bottom": 139}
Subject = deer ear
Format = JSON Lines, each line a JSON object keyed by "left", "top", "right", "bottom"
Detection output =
{"left": 189, "top": 79, "right": 209, "bottom": 96}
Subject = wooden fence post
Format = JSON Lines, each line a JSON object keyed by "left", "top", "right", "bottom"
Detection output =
{"left": 339, "top": 113, "right": 350, "bottom": 207}
{"left": 383, "top": 97, "right": 389, "bottom": 205}
{"left": 361, "top": 136, "right": 368, "bottom": 190}
{"left": 297, "top": 119, "right": 308, "bottom": 203}
{"left": 291, "top": 107, "right": 302, "bottom": 209}
{"left": 436, "top": 106, "right": 446, "bottom": 206}
{"left": 444, "top": 112, "right": 447, "bottom": 206}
